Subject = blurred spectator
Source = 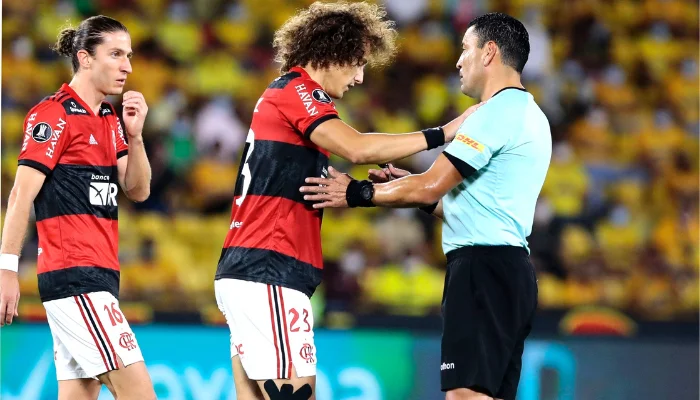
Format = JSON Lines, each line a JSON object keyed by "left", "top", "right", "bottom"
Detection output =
{"left": 2, "top": 0, "right": 697, "bottom": 323}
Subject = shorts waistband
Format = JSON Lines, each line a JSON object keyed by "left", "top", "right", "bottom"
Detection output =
{"left": 445, "top": 245, "right": 528, "bottom": 262}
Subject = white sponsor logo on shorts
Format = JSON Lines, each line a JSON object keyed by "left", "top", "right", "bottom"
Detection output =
{"left": 441, "top": 362, "right": 455, "bottom": 371}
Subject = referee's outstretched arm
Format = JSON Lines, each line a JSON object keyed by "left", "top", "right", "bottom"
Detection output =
{"left": 301, "top": 153, "right": 469, "bottom": 216}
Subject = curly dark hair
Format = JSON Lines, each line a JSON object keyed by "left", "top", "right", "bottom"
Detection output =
{"left": 273, "top": 1, "right": 398, "bottom": 73}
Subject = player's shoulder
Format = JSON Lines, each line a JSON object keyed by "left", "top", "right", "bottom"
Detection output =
{"left": 267, "top": 69, "right": 327, "bottom": 96}
{"left": 27, "top": 94, "right": 67, "bottom": 119}
{"left": 267, "top": 69, "right": 305, "bottom": 90}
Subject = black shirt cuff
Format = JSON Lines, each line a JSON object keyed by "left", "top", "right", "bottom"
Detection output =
{"left": 304, "top": 114, "right": 340, "bottom": 139}
{"left": 442, "top": 151, "right": 476, "bottom": 179}
{"left": 18, "top": 159, "right": 51, "bottom": 176}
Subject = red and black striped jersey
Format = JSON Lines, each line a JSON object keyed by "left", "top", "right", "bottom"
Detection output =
{"left": 18, "top": 84, "right": 128, "bottom": 302}
{"left": 216, "top": 67, "right": 338, "bottom": 297}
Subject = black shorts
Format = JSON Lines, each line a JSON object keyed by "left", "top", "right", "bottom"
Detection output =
{"left": 440, "top": 245, "right": 538, "bottom": 400}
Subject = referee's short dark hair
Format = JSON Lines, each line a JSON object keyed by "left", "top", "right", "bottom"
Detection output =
{"left": 468, "top": 12, "right": 530, "bottom": 74}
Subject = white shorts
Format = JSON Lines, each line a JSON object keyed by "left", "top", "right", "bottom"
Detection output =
{"left": 215, "top": 279, "right": 317, "bottom": 380}
{"left": 43, "top": 291, "right": 144, "bottom": 380}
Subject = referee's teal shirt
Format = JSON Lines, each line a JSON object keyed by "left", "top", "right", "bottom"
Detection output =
{"left": 441, "top": 87, "right": 552, "bottom": 254}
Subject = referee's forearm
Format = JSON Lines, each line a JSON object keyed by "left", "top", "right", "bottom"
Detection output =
{"left": 372, "top": 174, "right": 440, "bottom": 207}
{"left": 123, "top": 136, "right": 151, "bottom": 202}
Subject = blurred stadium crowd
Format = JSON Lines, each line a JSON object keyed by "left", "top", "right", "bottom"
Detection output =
{"left": 2, "top": 0, "right": 698, "bottom": 324}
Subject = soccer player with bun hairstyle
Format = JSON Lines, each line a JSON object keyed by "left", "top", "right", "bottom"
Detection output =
{"left": 214, "top": 2, "right": 482, "bottom": 399}
{"left": 0, "top": 15, "right": 155, "bottom": 400}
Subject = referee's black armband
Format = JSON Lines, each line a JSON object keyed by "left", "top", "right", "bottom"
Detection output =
{"left": 421, "top": 127, "right": 445, "bottom": 150}
{"left": 419, "top": 202, "right": 439, "bottom": 215}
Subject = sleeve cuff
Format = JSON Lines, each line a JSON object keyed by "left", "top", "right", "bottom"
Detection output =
{"left": 117, "top": 150, "right": 128, "bottom": 159}
{"left": 304, "top": 114, "right": 340, "bottom": 139}
{"left": 18, "top": 159, "right": 52, "bottom": 176}
{"left": 442, "top": 151, "right": 477, "bottom": 179}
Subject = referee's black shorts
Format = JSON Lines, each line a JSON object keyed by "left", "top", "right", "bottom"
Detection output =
{"left": 440, "top": 245, "right": 538, "bottom": 400}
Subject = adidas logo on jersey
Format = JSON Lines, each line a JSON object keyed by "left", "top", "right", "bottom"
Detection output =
{"left": 89, "top": 134, "right": 98, "bottom": 145}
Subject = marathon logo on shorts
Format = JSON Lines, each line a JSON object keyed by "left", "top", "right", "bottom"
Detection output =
{"left": 441, "top": 362, "right": 455, "bottom": 371}
{"left": 295, "top": 84, "right": 318, "bottom": 116}
{"left": 455, "top": 134, "right": 485, "bottom": 153}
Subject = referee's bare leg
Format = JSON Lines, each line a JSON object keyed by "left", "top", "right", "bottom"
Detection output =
{"left": 446, "top": 389, "right": 497, "bottom": 400}
{"left": 97, "top": 357, "right": 155, "bottom": 400}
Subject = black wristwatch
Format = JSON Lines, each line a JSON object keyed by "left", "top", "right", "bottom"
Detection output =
{"left": 360, "top": 183, "right": 374, "bottom": 202}
{"left": 346, "top": 180, "right": 376, "bottom": 208}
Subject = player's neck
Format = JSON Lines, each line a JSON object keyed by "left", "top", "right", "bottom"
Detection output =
{"left": 300, "top": 66, "right": 330, "bottom": 92}
{"left": 68, "top": 76, "right": 106, "bottom": 114}
{"left": 480, "top": 69, "right": 524, "bottom": 101}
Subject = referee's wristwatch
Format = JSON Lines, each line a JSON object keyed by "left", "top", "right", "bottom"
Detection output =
{"left": 359, "top": 182, "right": 374, "bottom": 203}
{"left": 346, "top": 180, "right": 375, "bottom": 208}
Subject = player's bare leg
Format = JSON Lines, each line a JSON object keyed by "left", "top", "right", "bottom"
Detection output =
{"left": 446, "top": 388, "right": 494, "bottom": 400}
{"left": 231, "top": 354, "right": 265, "bottom": 400}
{"left": 57, "top": 378, "right": 101, "bottom": 400}
{"left": 98, "top": 356, "right": 156, "bottom": 400}
{"left": 258, "top": 366, "right": 315, "bottom": 400}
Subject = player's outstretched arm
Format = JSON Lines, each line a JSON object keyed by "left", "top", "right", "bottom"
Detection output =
{"left": 301, "top": 155, "right": 461, "bottom": 215}
{"left": 118, "top": 91, "right": 151, "bottom": 202}
{"left": 0, "top": 166, "right": 47, "bottom": 326}
{"left": 309, "top": 103, "right": 483, "bottom": 165}
{"left": 368, "top": 164, "right": 444, "bottom": 219}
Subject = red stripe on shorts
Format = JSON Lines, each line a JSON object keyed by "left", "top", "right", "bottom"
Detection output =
{"left": 267, "top": 285, "right": 281, "bottom": 379}
{"left": 84, "top": 293, "right": 119, "bottom": 369}
{"left": 277, "top": 287, "right": 293, "bottom": 379}
{"left": 74, "top": 296, "right": 109, "bottom": 371}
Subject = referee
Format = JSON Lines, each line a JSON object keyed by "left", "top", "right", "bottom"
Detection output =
{"left": 300, "top": 12, "right": 552, "bottom": 400}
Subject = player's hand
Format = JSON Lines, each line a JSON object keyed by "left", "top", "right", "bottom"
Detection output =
{"left": 368, "top": 163, "right": 411, "bottom": 183}
{"left": 300, "top": 166, "right": 353, "bottom": 209}
{"left": 442, "top": 101, "right": 484, "bottom": 143}
{"left": 0, "top": 270, "right": 20, "bottom": 326}
{"left": 122, "top": 91, "right": 148, "bottom": 138}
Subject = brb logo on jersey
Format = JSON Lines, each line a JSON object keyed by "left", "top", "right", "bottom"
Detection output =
{"left": 89, "top": 174, "right": 117, "bottom": 206}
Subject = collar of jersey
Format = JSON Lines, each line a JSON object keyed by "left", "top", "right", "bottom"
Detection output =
{"left": 60, "top": 83, "right": 98, "bottom": 117}
{"left": 290, "top": 66, "right": 311, "bottom": 80}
